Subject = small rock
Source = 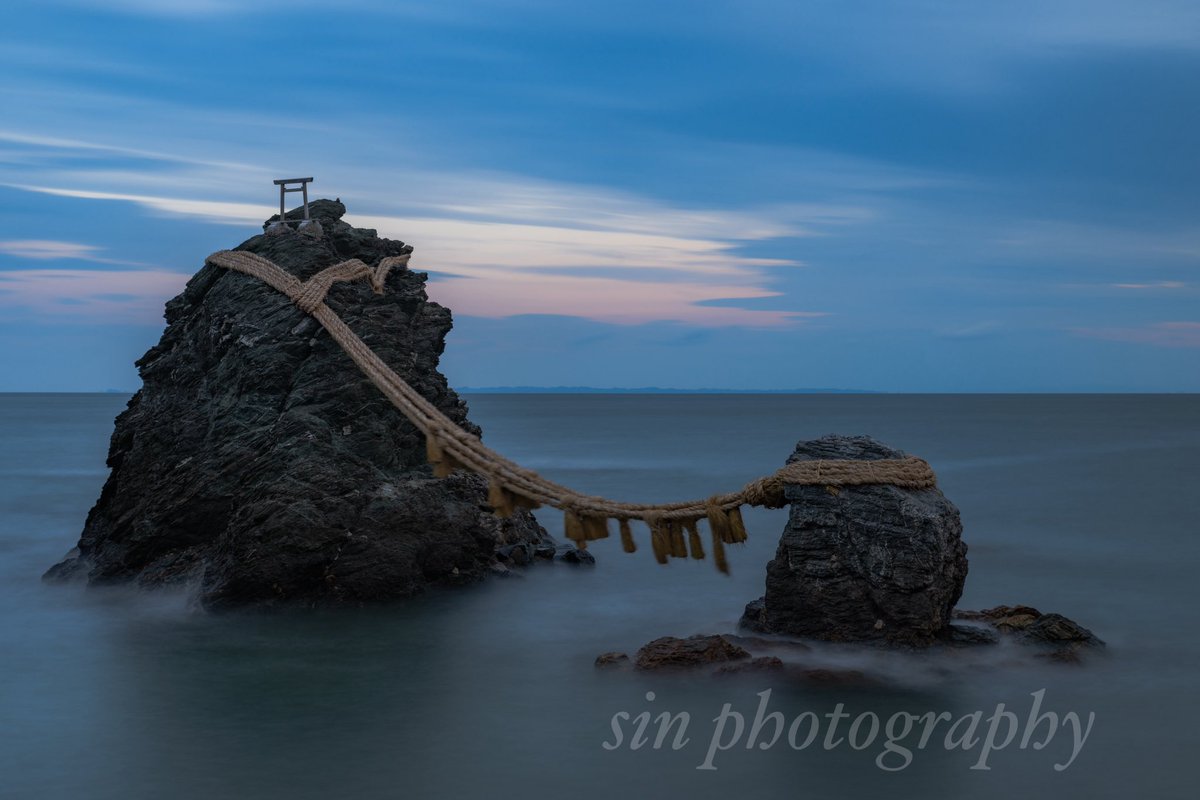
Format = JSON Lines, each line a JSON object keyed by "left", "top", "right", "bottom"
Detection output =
{"left": 557, "top": 547, "right": 595, "bottom": 565}
{"left": 595, "top": 652, "right": 630, "bottom": 668}
{"left": 956, "top": 605, "right": 1041, "bottom": 627}
{"left": 635, "top": 635, "right": 751, "bottom": 671}
{"left": 496, "top": 543, "right": 533, "bottom": 566}
{"left": 954, "top": 605, "right": 1104, "bottom": 661}
{"left": 1022, "top": 613, "right": 1103, "bottom": 647}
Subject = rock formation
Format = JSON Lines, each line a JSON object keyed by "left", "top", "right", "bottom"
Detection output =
{"left": 740, "top": 435, "right": 968, "bottom": 645}
{"left": 600, "top": 436, "right": 1102, "bottom": 675}
{"left": 45, "top": 199, "right": 551, "bottom": 608}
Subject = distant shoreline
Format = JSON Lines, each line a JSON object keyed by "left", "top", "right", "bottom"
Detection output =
{"left": 1, "top": 389, "right": 1193, "bottom": 396}
{"left": 457, "top": 386, "right": 881, "bottom": 394}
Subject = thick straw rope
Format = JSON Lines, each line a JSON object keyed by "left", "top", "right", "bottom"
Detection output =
{"left": 205, "top": 249, "right": 938, "bottom": 573}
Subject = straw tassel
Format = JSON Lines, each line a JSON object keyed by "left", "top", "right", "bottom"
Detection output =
{"left": 582, "top": 515, "right": 610, "bottom": 541}
{"left": 619, "top": 518, "right": 636, "bottom": 553}
{"left": 426, "top": 434, "right": 449, "bottom": 477}
{"left": 487, "top": 479, "right": 514, "bottom": 517}
{"left": 666, "top": 520, "right": 687, "bottom": 558}
{"left": 685, "top": 519, "right": 705, "bottom": 560}
{"left": 647, "top": 514, "right": 669, "bottom": 564}
{"left": 706, "top": 501, "right": 732, "bottom": 544}
{"left": 564, "top": 508, "right": 586, "bottom": 548}
{"left": 728, "top": 505, "right": 749, "bottom": 543}
{"left": 511, "top": 493, "right": 542, "bottom": 511}
{"left": 711, "top": 526, "right": 729, "bottom": 575}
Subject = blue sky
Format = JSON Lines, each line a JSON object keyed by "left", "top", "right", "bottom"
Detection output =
{"left": 1, "top": 0, "right": 1197, "bottom": 391}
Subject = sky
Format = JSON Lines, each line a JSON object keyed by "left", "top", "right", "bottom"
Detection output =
{"left": 1, "top": 0, "right": 1197, "bottom": 392}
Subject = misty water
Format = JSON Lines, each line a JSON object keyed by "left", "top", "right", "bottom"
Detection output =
{"left": 1, "top": 393, "right": 1197, "bottom": 799}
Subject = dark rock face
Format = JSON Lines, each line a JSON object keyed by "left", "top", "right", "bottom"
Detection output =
{"left": 45, "top": 199, "right": 550, "bottom": 608}
{"left": 741, "top": 435, "right": 968, "bottom": 645}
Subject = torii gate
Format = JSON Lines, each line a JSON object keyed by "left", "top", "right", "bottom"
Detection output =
{"left": 267, "top": 177, "right": 320, "bottom": 235}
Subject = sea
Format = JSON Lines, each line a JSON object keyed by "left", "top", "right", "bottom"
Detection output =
{"left": 1, "top": 392, "right": 1197, "bottom": 800}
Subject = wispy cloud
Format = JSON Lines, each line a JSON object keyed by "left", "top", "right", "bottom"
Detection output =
{"left": 0, "top": 238, "right": 157, "bottom": 268}
{"left": 8, "top": 185, "right": 267, "bottom": 227}
{"left": 0, "top": 240, "right": 103, "bottom": 260}
{"left": 994, "top": 220, "right": 1200, "bottom": 262}
{"left": 3, "top": 130, "right": 854, "bottom": 327}
{"left": 1111, "top": 281, "right": 1186, "bottom": 290}
{"left": 1074, "top": 321, "right": 1200, "bottom": 348}
{"left": 0, "top": 269, "right": 189, "bottom": 321}
{"left": 429, "top": 270, "right": 818, "bottom": 327}
{"left": 41, "top": 0, "right": 291, "bottom": 16}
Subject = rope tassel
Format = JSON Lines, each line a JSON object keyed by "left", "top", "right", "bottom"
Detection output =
{"left": 706, "top": 501, "right": 732, "bottom": 544}
{"left": 670, "top": 520, "right": 689, "bottom": 558}
{"left": 619, "top": 518, "right": 636, "bottom": 553}
{"left": 685, "top": 519, "right": 705, "bottom": 560}
{"left": 487, "top": 480, "right": 514, "bottom": 517}
{"left": 582, "top": 515, "right": 610, "bottom": 541}
{"left": 426, "top": 434, "right": 456, "bottom": 478}
{"left": 711, "top": 526, "right": 729, "bottom": 575}
{"left": 728, "top": 505, "right": 749, "bottom": 543}
{"left": 512, "top": 493, "right": 541, "bottom": 511}
{"left": 564, "top": 509, "right": 586, "bottom": 548}
{"left": 648, "top": 516, "right": 669, "bottom": 564}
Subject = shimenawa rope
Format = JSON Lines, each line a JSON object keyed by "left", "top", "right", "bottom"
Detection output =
{"left": 204, "top": 249, "right": 938, "bottom": 573}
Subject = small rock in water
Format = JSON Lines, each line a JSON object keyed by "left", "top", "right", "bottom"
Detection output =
{"left": 557, "top": 547, "right": 596, "bottom": 565}
{"left": 635, "top": 635, "right": 751, "bottom": 671}
{"left": 954, "top": 605, "right": 1104, "bottom": 662}
{"left": 594, "top": 652, "right": 631, "bottom": 668}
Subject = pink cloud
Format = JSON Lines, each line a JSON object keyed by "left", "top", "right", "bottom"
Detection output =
{"left": 0, "top": 269, "right": 189, "bottom": 322}
{"left": 429, "top": 270, "right": 822, "bottom": 327}
{"left": 0, "top": 240, "right": 103, "bottom": 260}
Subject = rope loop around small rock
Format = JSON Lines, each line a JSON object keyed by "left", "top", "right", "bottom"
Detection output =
{"left": 205, "top": 248, "right": 939, "bottom": 574}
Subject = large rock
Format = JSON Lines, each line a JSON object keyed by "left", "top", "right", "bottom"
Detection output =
{"left": 45, "top": 199, "right": 550, "bottom": 608}
{"left": 741, "top": 435, "right": 967, "bottom": 645}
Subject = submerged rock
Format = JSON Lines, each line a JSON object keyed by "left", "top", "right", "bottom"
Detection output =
{"left": 741, "top": 435, "right": 968, "bottom": 646}
{"left": 44, "top": 199, "right": 550, "bottom": 608}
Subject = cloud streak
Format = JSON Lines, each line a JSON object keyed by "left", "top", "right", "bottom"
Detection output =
{"left": 4, "top": 129, "right": 847, "bottom": 327}
{"left": 1074, "top": 321, "right": 1200, "bottom": 348}
{"left": 0, "top": 268, "right": 189, "bottom": 321}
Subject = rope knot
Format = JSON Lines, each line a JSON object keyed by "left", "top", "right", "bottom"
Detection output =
{"left": 292, "top": 254, "right": 412, "bottom": 313}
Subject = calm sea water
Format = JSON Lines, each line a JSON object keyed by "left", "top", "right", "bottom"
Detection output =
{"left": 1, "top": 393, "right": 1197, "bottom": 799}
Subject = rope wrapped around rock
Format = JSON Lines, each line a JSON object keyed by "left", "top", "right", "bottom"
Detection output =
{"left": 205, "top": 249, "right": 939, "bottom": 573}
